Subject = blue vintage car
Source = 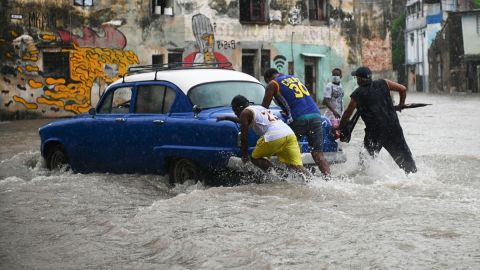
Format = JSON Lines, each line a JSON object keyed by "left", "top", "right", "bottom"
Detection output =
{"left": 39, "top": 64, "right": 346, "bottom": 183}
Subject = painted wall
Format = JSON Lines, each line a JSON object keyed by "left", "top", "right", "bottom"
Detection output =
{"left": 0, "top": 1, "right": 139, "bottom": 117}
{"left": 1, "top": 0, "right": 394, "bottom": 118}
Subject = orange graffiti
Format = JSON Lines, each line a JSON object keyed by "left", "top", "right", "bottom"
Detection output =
{"left": 36, "top": 97, "right": 65, "bottom": 108}
{"left": 13, "top": 95, "right": 39, "bottom": 109}
{"left": 22, "top": 56, "right": 39, "bottom": 61}
{"left": 34, "top": 45, "right": 139, "bottom": 113}
{"left": 40, "top": 33, "right": 56, "bottom": 41}
{"left": 46, "top": 78, "right": 66, "bottom": 85}
{"left": 9, "top": 31, "right": 18, "bottom": 38}
{"left": 25, "top": 65, "right": 39, "bottom": 72}
{"left": 28, "top": 79, "right": 43, "bottom": 88}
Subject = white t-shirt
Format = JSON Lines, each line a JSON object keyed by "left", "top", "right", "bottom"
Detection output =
{"left": 245, "top": 105, "right": 294, "bottom": 142}
{"left": 324, "top": 82, "right": 344, "bottom": 120}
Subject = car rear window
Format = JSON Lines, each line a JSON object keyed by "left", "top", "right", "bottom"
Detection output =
{"left": 188, "top": 81, "right": 264, "bottom": 108}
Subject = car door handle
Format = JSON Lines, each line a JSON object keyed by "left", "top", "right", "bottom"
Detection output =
{"left": 153, "top": 119, "right": 165, "bottom": 124}
{"left": 115, "top": 118, "right": 126, "bottom": 123}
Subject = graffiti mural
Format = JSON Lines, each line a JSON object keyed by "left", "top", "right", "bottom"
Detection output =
{"left": 57, "top": 25, "right": 127, "bottom": 49}
{"left": 183, "top": 14, "right": 230, "bottom": 67}
{"left": 1, "top": 24, "right": 139, "bottom": 117}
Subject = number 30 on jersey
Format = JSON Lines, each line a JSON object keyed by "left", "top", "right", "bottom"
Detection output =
{"left": 281, "top": 77, "right": 310, "bottom": 98}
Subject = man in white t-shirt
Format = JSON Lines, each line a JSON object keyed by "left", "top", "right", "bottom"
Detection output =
{"left": 217, "top": 95, "right": 310, "bottom": 176}
{"left": 322, "top": 68, "right": 344, "bottom": 126}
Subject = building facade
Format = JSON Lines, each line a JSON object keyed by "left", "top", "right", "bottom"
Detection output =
{"left": 405, "top": 0, "right": 477, "bottom": 93}
{"left": 1, "top": 0, "right": 394, "bottom": 118}
{"left": 428, "top": 10, "right": 480, "bottom": 93}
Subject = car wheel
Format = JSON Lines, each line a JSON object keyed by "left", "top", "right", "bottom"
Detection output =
{"left": 46, "top": 145, "right": 69, "bottom": 170}
{"left": 169, "top": 158, "right": 202, "bottom": 184}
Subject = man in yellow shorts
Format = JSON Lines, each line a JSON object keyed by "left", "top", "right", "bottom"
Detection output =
{"left": 217, "top": 95, "right": 310, "bottom": 176}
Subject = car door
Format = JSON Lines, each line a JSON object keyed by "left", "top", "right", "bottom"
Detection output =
{"left": 122, "top": 82, "right": 178, "bottom": 173}
{"left": 76, "top": 85, "right": 133, "bottom": 172}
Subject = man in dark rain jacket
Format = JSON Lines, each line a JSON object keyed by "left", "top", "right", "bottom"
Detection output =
{"left": 338, "top": 66, "right": 417, "bottom": 174}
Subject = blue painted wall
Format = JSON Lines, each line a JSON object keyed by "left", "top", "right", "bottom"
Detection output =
{"left": 271, "top": 42, "right": 354, "bottom": 105}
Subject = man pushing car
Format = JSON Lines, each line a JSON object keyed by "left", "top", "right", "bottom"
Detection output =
{"left": 217, "top": 95, "right": 311, "bottom": 178}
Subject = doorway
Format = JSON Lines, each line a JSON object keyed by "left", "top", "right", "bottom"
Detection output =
{"left": 304, "top": 57, "right": 317, "bottom": 101}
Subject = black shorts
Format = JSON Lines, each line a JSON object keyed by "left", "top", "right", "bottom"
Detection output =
{"left": 290, "top": 116, "right": 324, "bottom": 152}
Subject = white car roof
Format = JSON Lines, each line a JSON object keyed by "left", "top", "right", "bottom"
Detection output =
{"left": 109, "top": 68, "right": 261, "bottom": 93}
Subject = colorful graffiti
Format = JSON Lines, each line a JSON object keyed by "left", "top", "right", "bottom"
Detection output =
{"left": 58, "top": 25, "right": 127, "bottom": 49}
{"left": 1, "top": 25, "right": 139, "bottom": 116}
{"left": 34, "top": 46, "right": 138, "bottom": 113}
{"left": 183, "top": 14, "right": 230, "bottom": 67}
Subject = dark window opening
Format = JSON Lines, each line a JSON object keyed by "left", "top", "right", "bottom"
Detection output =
{"left": 43, "top": 51, "right": 70, "bottom": 79}
{"left": 239, "top": 0, "right": 267, "bottom": 23}
{"left": 168, "top": 50, "right": 183, "bottom": 64}
{"left": 304, "top": 57, "right": 317, "bottom": 101}
{"left": 152, "top": 54, "right": 164, "bottom": 65}
{"left": 309, "top": 0, "right": 326, "bottom": 21}
{"left": 151, "top": 0, "right": 173, "bottom": 15}
{"left": 242, "top": 49, "right": 256, "bottom": 77}
{"left": 260, "top": 50, "right": 271, "bottom": 78}
{"left": 74, "top": 0, "right": 93, "bottom": 6}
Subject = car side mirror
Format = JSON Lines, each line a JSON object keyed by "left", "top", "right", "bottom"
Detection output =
{"left": 192, "top": 105, "right": 202, "bottom": 118}
{"left": 88, "top": 108, "right": 96, "bottom": 118}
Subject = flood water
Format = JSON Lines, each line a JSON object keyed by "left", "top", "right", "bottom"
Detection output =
{"left": 1, "top": 92, "right": 479, "bottom": 269}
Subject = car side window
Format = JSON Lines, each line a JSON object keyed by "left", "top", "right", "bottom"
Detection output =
{"left": 135, "top": 85, "right": 176, "bottom": 114}
{"left": 98, "top": 87, "right": 133, "bottom": 114}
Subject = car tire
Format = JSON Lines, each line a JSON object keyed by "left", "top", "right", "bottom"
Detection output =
{"left": 46, "top": 144, "right": 69, "bottom": 170}
{"left": 169, "top": 158, "right": 203, "bottom": 184}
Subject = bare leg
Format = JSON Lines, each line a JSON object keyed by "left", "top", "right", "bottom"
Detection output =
{"left": 251, "top": 157, "right": 274, "bottom": 171}
{"left": 311, "top": 151, "right": 330, "bottom": 176}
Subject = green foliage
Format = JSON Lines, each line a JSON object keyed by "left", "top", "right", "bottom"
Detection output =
{"left": 473, "top": 0, "right": 480, "bottom": 8}
{"left": 391, "top": 13, "right": 406, "bottom": 69}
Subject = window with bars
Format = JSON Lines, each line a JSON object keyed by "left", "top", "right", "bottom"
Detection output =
{"left": 309, "top": 0, "right": 326, "bottom": 21}
{"left": 239, "top": 0, "right": 267, "bottom": 24}
{"left": 43, "top": 51, "right": 70, "bottom": 78}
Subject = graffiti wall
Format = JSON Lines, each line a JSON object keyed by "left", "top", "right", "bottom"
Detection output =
{"left": 0, "top": 2, "right": 139, "bottom": 118}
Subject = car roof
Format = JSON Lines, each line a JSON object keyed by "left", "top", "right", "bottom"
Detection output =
{"left": 109, "top": 68, "right": 261, "bottom": 94}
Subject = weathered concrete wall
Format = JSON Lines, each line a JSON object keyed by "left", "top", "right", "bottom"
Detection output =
{"left": 1, "top": 0, "right": 394, "bottom": 119}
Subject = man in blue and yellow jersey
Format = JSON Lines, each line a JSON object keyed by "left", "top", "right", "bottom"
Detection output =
{"left": 262, "top": 68, "right": 331, "bottom": 176}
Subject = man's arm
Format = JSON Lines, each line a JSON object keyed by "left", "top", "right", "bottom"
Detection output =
{"left": 385, "top": 79, "right": 407, "bottom": 110}
{"left": 262, "top": 81, "right": 277, "bottom": 109}
{"left": 216, "top": 115, "right": 240, "bottom": 122}
{"left": 338, "top": 99, "right": 357, "bottom": 130}
{"left": 239, "top": 109, "right": 254, "bottom": 162}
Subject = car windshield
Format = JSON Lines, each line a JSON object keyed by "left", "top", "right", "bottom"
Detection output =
{"left": 188, "top": 81, "right": 265, "bottom": 109}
